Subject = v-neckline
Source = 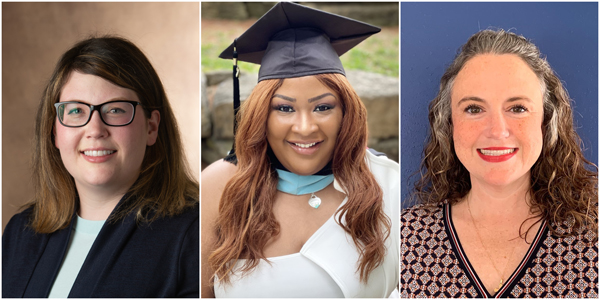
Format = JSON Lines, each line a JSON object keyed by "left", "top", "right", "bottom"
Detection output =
{"left": 444, "top": 203, "right": 547, "bottom": 298}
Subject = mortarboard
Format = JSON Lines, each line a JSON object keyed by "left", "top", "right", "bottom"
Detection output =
{"left": 219, "top": 2, "right": 381, "bottom": 162}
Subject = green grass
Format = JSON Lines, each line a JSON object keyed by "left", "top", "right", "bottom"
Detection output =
{"left": 202, "top": 20, "right": 398, "bottom": 77}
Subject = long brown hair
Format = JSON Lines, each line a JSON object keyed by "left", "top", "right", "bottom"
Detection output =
{"left": 209, "top": 73, "right": 391, "bottom": 284}
{"left": 414, "top": 29, "right": 598, "bottom": 237}
{"left": 28, "top": 36, "right": 198, "bottom": 233}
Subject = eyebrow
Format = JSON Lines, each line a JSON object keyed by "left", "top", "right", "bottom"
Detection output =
{"left": 456, "top": 96, "right": 532, "bottom": 106}
{"left": 60, "top": 97, "right": 133, "bottom": 104}
{"left": 272, "top": 93, "right": 337, "bottom": 103}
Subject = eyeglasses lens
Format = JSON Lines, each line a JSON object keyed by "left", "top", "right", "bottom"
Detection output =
{"left": 58, "top": 102, "right": 135, "bottom": 126}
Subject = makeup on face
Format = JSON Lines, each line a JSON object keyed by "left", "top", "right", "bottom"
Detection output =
{"left": 451, "top": 54, "right": 544, "bottom": 187}
{"left": 267, "top": 76, "right": 342, "bottom": 176}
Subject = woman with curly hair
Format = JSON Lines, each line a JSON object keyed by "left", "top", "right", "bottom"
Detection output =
{"left": 201, "top": 2, "right": 399, "bottom": 298}
{"left": 2, "top": 36, "right": 199, "bottom": 297}
{"left": 401, "top": 29, "right": 598, "bottom": 298}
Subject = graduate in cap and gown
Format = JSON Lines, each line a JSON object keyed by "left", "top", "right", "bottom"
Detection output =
{"left": 201, "top": 2, "right": 399, "bottom": 298}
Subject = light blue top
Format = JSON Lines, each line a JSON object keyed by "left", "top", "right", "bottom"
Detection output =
{"left": 48, "top": 215, "right": 105, "bottom": 298}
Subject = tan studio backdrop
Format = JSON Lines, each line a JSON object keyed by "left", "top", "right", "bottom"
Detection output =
{"left": 2, "top": 2, "right": 199, "bottom": 232}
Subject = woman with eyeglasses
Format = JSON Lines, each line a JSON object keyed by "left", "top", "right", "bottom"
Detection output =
{"left": 2, "top": 37, "right": 199, "bottom": 297}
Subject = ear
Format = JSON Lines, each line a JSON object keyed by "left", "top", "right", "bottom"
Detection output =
{"left": 146, "top": 110, "right": 160, "bottom": 146}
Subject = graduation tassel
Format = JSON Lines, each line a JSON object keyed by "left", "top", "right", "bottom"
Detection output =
{"left": 225, "top": 39, "right": 240, "bottom": 164}
{"left": 232, "top": 38, "right": 240, "bottom": 137}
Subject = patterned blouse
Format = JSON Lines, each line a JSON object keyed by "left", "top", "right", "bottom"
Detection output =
{"left": 401, "top": 202, "right": 598, "bottom": 298}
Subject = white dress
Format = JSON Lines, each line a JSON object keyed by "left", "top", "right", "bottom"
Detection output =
{"left": 214, "top": 151, "right": 399, "bottom": 298}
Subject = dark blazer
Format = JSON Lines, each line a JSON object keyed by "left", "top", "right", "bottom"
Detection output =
{"left": 2, "top": 200, "right": 199, "bottom": 298}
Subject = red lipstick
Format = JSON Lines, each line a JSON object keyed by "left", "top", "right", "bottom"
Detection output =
{"left": 477, "top": 147, "right": 518, "bottom": 163}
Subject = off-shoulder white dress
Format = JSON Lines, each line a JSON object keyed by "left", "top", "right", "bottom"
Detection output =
{"left": 214, "top": 151, "right": 399, "bottom": 298}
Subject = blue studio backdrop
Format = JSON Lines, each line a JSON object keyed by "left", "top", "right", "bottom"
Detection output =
{"left": 401, "top": 2, "right": 598, "bottom": 208}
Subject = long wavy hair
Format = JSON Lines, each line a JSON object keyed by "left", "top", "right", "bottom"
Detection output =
{"left": 414, "top": 29, "right": 598, "bottom": 237}
{"left": 210, "top": 73, "right": 391, "bottom": 285}
{"left": 27, "top": 36, "right": 198, "bottom": 233}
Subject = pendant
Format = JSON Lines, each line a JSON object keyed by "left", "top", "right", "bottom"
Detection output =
{"left": 308, "top": 193, "right": 321, "bottom": 209}
{"left": 494, "top": 279, "right": 503, "bottom": 293}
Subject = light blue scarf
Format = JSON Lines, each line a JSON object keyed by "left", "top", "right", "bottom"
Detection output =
{"left": 276, "top": 169, "right": 334, "bottom": 195}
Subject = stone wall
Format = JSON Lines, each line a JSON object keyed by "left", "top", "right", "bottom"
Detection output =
{"left": 201, "top": 70, "right": 399, "bottom": 168}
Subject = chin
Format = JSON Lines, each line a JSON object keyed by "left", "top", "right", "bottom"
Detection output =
{"left": 285, "top": 162, "right": 325, "bottom": 176}
{"left": 287, "top": 167, "right": 319, "bottom": 176}
{"left": 478, "top": 172, "right": 523, "bottom": 187}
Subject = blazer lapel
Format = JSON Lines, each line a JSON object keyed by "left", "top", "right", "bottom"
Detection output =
{"left": 68, "top": 202, "right": 138, "bottom": 297}
{"left": 22, "top": 216, "right": 75, "bottom": 297}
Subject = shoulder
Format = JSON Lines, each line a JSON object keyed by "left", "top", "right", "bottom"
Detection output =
{"left": 3, "top": 207, "right": 46, "bottom": 264}
{"left": 201, "top": 159, "right": 237, "bottom": 199}
{"left": 365, "top": 150, "right": 399, "bottom": 182}
{"left": 401, "top": 202, "right": 445, "bottom": 225}
{"left": 364, "top": 150, "right": 399, "bottom": 217}
{"left": 201, "top": 159, "right": 237, "bottom": 220}
{"left": 549, "top": 217, "right": 598, "bottom": 245}
{"left": 400, "top": 203, "right": 448, "bottom": 256}
{"left": 3, "top": 207, "right": 35, "bottom": 239}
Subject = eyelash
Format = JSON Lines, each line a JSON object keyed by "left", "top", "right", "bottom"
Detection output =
{"left": 464, "top": 104, "right": 483, "bottom": 114}
{"left": 272, "top": 105, "right": 294, "bottom": 113}
{"left": 509, "top": 104, "right": 528, "bottom": 113}
{"left": 271, "top": 104, "right": 335, "bottom": 113}
{"left": 463, "top": 104, "right": 529, "bottom": 114}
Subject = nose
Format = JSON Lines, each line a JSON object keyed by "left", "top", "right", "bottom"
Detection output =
{"left": 85, "top": 111, "right": 109, "bottom": 138}
{"left": 486, "top": 110, "right": 510, "bottom": 139}
{"left": 291, "top": 111, "right": 318, "bottom": 136}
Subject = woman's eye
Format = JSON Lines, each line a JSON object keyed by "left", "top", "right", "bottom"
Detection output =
{"left": 314, "top": 105, "right": 334, "bottom": 112}
{"left": 107, "top": 108, "right": 126, "bottom": 114}
{"left": 509, "top": 105, "right": 528, "bottom": 113}
{"left": 273, "top": 105, "right": 294, "bottom": 113}
{"left": 68, "top": 108, "right": 82, "bottom": 115}
{"left": 464, "top": 105, "right": 483, "bottom": 114}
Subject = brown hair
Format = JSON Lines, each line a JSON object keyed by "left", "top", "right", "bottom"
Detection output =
{"left": 209, "top": 73, "right": 391, "bottom": 284}
{"left": 414, "top": 29, "right": 597, "bottom": 237}
{"left": 28, "top": 36, "right": 198, "bottom": 233}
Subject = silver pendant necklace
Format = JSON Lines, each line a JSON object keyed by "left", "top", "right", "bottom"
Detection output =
{"left": 308, "top": 193, "right": 322, "bottom": 209}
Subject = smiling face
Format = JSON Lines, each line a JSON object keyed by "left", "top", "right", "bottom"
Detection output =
{"left": 55, "top": 71, "right": 159, "bottom": 196}
{"left": 267, "top": 76, "right": 343, "bottom": 175}
{"left": 451, "top": 54, "right": 544, "bottom": 188}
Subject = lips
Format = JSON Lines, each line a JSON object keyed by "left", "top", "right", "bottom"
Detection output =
{"left": 83, "top": 150, "right": 115, "bottom": 157}
{"left": 81, "top": 148, "right": 117, "bottom": 163}
{"left": 287, "top": 141, "right": 322, "bottom": 155}
{"left": 477, "top": 147, "right": 518, "bottom": 162}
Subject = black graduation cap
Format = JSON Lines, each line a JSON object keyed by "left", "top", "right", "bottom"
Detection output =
{"left": 220, "top": 2, "right": 380, "bottom": 163}
{"left": 220, "top": 2, "right": 381, "bottom": 81}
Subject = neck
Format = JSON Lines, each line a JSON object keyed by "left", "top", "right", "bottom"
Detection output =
{"left": 75, "top": 183, "right": 129, "bottom": 221}
{"left": 467, "top": 174, "right": 533, "bottom": 220}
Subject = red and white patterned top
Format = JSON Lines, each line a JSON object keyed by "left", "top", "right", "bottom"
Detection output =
{"left": 401, "top": 202, "right": 598, "bottom": 298}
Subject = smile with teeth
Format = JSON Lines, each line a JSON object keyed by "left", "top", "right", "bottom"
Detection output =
{"left": 478, "top": 148, "right": 516, "bottom": 156}
{"left": 83, "top": 150, "right": 115, "bottom": 157}
{"left": 291, "top": 142, "right": 320, "bottom": 148}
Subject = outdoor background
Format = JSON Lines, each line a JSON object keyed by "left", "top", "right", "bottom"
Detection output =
{"left": 401, "top": 2, "right": 599, "bottom": 208}
{"left": 2, "top": 2, "right": 199, "bottom": 231}
{"left": 201, "top": 2, "right": 399, "bottom": 169}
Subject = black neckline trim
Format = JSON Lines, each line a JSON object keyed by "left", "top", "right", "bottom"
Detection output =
{"left": 444, "top": 203, "right": 548, "bottom": 298}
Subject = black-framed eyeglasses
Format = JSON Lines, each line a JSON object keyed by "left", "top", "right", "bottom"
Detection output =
{"left": 54, "top": 100, "right": 142, "bottom": 127}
